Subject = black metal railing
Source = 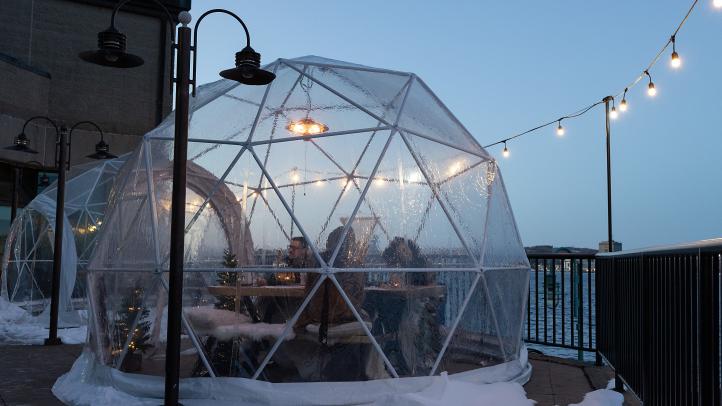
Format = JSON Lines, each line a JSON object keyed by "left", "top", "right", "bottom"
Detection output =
{"left": 525, "top": 253, "right": 597, "bottom": 360}
{"left": 597, "top": 240, "right": 721, "bottom": 405}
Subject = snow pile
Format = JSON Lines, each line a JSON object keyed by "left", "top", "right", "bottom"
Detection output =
{"left": 0, "top": 297, "right": 86, "bottom": 345}
{"left": 569, "top": 389, "right": 624, "bottom": 406}
{"left": 54, "top": 352, "right": 535, "bottom": 406}
{"left": 379, "top": 375, "right": 535, "bottom": 406}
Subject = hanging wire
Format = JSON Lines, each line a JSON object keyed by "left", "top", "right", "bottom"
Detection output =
{"left": 484, "top": 101, "right": 603, "bottom": 148}
{"left": 483, "top": 0, "right": 700, "bottom": 152}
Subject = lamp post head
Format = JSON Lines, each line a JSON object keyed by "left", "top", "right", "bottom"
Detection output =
{"left": 5, "top": 132, "right": 39, "bottom": 154}
{"left": 78, "top": 26, "right": 144, "bottom": 68}
{"left": 219, "top": 46, "right": 276, "bottom": 85}
{"left": 87, "top": 139, "right": 117, "bottom": 160}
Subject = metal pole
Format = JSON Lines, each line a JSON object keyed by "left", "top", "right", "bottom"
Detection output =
{"left": 603, "top": 96, "right": 622, "bottom": 382}
{"left": 45, "top": 127, "right": 66, "bottom": 346}
{"left": 10, "top": 167, "right": 19, "bottom": 222}
{"left": 603, "top": 96, "right": 614, "bottom": 254}
{"left": 164, "top": 22, "right": 190, "bottom": 406}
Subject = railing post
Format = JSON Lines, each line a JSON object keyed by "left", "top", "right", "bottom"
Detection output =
{"left": 576, "top": 259, "right": 583, "bottom": 361}
{"left": 698, "top": 250, "right": 720, "bottom": 405}
{"left": 595, "top": 256, "right": 602, "bottom": 366}
{"left": 612, "top": 257, "right": 624, "bottom": 392}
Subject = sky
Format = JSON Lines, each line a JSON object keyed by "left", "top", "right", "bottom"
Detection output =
{"left": 188, "top": 0, "right": 722, "bottom": 250}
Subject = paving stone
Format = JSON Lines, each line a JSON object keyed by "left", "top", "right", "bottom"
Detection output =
{"left": 525, "top": 353, "right": 641, "bottom": 406}
{"left": 0, "top": 344, "right": 641, "bottom": 405}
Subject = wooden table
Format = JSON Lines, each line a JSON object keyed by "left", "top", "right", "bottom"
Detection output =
{"left": 365, "top": 285, "right": 446, "bottom": 299}
{"left": 207, "top": 284, "right": 446, "bottom": 299}
{"left": 208, "top": 285, "right": 306, "bottom": 298}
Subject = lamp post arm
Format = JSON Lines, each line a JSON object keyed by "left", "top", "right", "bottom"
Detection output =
{"left": 191, "top": 9, "right": 252, "bottom": 96}
{"left": 69, "top": 120, "right": 105, "bottom": 141}
{"left": 68, "top": 121, "right": 105, "bottom": 169}
{"left": 21, "top": 116, "right": 59, "bottom": 137}
{"left": 110, "top": 0, "right": 177, "bottom": 42}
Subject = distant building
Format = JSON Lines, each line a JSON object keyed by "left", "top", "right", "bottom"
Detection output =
{"left": 525, "top": 245, "right": 597, "bottom": 255}
{"left": 0, "top": 0, "right": 190, "bottom": 251}
{"left": 598, "top": 240, "right": 622, "bottom": 253}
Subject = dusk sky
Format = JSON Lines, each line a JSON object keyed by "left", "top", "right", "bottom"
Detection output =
{"left": 189, "top": 1, "right": 722, "bottom": 250}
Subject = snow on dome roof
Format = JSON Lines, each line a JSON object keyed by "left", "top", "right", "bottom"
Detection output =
{"left": 50, "top": 56, "right": 529, "bottom": 405}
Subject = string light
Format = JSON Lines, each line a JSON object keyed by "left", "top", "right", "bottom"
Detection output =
{"left": 556, "top": 120, "right": 565, "bottom": 137}
{"left": 407, "top": 171, "right": 422, "bottom": 183}
{"left": 670, "top": 35, "right": 682, "bottom": 69}
{"left": 290, "top": 171, "right": 300, "bottom": 184}
{"left": 609, "top": 99, "right": 619, "bottom": 120}
{"left": 483, "top": 0, "right": 706, "bottom": 152}
{"left": 714, "top": 0, "right": 722, "bottom": 9}
{"left": 619, "top": 88, "right": 628, "bottom": 112}
{"left": 447, "top": 161, "right": 463, "bottom": 176}
{"left": 645, "top": 70, "right": 657, "bottom": 97}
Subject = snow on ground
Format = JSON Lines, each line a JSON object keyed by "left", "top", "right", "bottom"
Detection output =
{"left": 54, "top": 372, "right": 537, "bottom": 406}
{"left": 569, "top": 389, "right": 624, "bottom": 406}
{"left": 0, "top": 297, "right": 86, "bottom": 345}
{"left": 386, "top": 378, "right": 535, "bottom": 406}
{"left": 53, "top": 373, "right": 627, "bottom": 406}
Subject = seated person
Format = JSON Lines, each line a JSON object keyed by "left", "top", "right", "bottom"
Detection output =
{"left": 295, "top": 226, "right": 365, "bottom": 343}
{"left": 267, "top": 227, "right": 377, "bottom": 382}
{"left": 258, "top": 236, "right": 317, "bottom": 323}
{"left": 375, "top": 237, "right": 441, "bottom": 375}
{"left": 287, "top": 236, "right": 318, "bottom": 269}
{"left": 382, "top": 237, "right": 433, "bottom": 285}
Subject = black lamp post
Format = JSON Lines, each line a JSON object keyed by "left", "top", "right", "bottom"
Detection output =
{"left": 79, "top": 4, "right": 275, "bottom": 405}
{"left": 602, "top": 96, "right": 615, "bottom": 256}
{"left": 4, "top": 116, "right": 113, "bottom": 346}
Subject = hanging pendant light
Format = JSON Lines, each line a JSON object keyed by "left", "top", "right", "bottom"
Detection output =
{"left": 220, "top": 46, "right": 276, "bottom": 85}
{"left": 87, "top": 137, "right": 117, "bottom": 160}
{"left": 5, "top": 132, "right": 39, "bottom": 154}
{"left": 79, "top": 26, "right": 144, "bottom": 68}
{"left": 287, "top": 118, "right": 329, "bottom": 136}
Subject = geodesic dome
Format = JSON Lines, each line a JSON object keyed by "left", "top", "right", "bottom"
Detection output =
{"left": 56, "top": 56, "right": 531, "bottom": 405}
{"left": 1, "top": 156, "right": 127, "bottom": 331}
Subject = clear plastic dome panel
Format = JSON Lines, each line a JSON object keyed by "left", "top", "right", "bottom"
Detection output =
{"left": 2, "top": 155, "right": 128, "bottom": 323}
{"left": 481, "top": 173, "right": 529, "bottom": 269}
{"left": 69, "top": 56, "right": 531, "bottom": 393}
{"left": 435, "top": 274, "right": 508, "bottom": 373}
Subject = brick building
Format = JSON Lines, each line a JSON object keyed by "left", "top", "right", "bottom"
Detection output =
{"left": 0, "top": 0, "right": 190, "bottom": 249}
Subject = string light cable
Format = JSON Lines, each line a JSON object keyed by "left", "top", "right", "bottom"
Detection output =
{"left": 484, "top": 0, "right": 702, "bottom": 156}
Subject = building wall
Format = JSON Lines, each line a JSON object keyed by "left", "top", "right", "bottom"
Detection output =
{"left": 0, "top": 0, "right": 189, "bottom": 249}
{"left": 0, "top": 0, "right": 187, "bottom": 165}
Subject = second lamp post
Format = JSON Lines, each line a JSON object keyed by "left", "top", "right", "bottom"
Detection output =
{"left": 5, "top": 116, "right": 116, "bottom": 345}
{"left": 79, "top": 4, "right": 275, "bottom": 405}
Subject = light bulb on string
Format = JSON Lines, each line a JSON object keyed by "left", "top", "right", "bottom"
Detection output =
{"left": 620, "top": 88, "right": 628, "bottom": 112}
{"left": 610, "top": 101, "right": 619, "bottom": 120}
{"left": 290, "top": 169, "right": 301, "bottom": 184}
{"left": 714, "top": 0, "right": 722, "bottom": 9}
{"left": 556, "top": 120, "right": 565, "bottom": 137}
{"left": 670, "top": 35, "right": 682, "bottom": 69}
{"left": 502, "top": 141, "right": 510, "bottom": 158}
{"left": 645, "top": 70, "right": 657, "bottom": 97}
